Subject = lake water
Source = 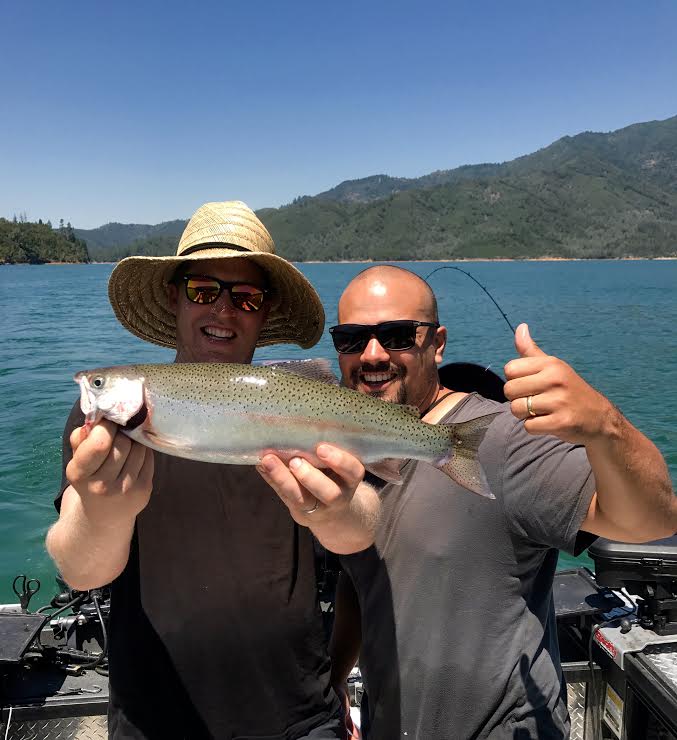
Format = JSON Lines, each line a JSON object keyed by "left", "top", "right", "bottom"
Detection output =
{"left": 0, "top": 260, "right": 675, "bottom": 607}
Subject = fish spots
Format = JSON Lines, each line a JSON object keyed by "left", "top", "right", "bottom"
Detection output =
{"left": 81, "top": 362, "right": 457, "bottom": 464}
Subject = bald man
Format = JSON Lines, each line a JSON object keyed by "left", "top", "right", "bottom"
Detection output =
{"left": 328, "top": 265, "right": 675, "bottom": 740}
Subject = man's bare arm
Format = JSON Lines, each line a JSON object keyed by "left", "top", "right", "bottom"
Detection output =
{"left": 46, "top": 420, "right": 154, "bottom": 590}
{"left": 329, "top": 571, "right": 362, "bottom": 686}
{"left": 329, "top": 570, "right": 363, "bottom": 738}
{"left": 505, "top": 323, "right": 676, "bottom": 543}
{"left": 580, "top": 410, "right": 675, "bottom": 542}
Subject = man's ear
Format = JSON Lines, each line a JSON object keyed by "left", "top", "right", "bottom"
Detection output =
{"left": 434, "top": 325, "right": 447, "bottom": 365}
{"left": 166, "top": 282, "right": 178, "bottom": 315}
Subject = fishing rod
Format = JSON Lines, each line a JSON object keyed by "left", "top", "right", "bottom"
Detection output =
{"left": 424, "top": 266, "right": 515, "bottom": 335}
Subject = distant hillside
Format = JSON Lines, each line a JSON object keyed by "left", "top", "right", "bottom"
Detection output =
{"left": 76, "top": 114, "right": 677, "bottom": 261}
{"left": 312, "top": 165, "right": 504, "bottom": 203}
{"left": 313, "top": 116, "right": 677, "bottom": 202}
{"left": 74, "top": 219, "right": 187, "bottom": 259}
{"left": 0, "top": 219, "right": 89, "bottom": 264}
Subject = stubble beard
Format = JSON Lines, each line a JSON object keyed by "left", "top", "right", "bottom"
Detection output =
{"left": 347, "top": 366, "right": 409, "bottom": 406}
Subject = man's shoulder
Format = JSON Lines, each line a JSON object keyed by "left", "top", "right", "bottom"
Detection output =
{"left": 439, "top": 392, "right": 511, "bottom": 424}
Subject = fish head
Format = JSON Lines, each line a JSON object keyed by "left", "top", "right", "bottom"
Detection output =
{"left": 74, "top": 368, "right": 145, "bottom": 428}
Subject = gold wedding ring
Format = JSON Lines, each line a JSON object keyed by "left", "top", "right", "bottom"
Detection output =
{"left": 526, "top": 395, "right": 537, "bottom": 418}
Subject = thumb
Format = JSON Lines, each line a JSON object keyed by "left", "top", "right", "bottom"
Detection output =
{"left": 515, "top": 323, "right": 546, "bottom": 358}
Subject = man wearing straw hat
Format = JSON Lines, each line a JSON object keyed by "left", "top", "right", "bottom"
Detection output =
{"left": 47, "top": 201, "right": 378, "bottom": 739}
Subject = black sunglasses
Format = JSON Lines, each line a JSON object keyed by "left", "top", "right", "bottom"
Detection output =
{"left": 181, "top": 275, "right": 268, "bottom": 312}
{"left": 329, "top": 320, "right": 439, "bottom": 354}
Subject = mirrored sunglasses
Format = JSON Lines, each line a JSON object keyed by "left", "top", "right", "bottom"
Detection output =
{"left": 182, "top": 275, "right": 268, "bottom": 312}
{"left": 328, "top": 320, "right": 439, "bottom": 354}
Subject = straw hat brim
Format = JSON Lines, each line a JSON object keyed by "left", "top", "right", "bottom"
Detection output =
{"left": 108, "top": 247, "right": 325, "bottom": 349}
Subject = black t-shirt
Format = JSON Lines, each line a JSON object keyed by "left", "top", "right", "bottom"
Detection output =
{"left": 341, "top": 394, "right": 597, "bottom": 740}
{"left": 59, "top": 403, "right": 339, "bottom": 739}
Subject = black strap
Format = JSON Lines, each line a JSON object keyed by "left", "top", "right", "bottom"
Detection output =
{"left": 420, "top": 389, "right": 456, "bottom": 417}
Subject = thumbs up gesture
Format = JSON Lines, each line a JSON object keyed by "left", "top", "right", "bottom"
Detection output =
{"left": 503, "top": 323, "right": 612, "bottom": 445}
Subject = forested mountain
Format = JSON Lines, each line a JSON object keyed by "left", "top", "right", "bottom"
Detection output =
{"left": 273, "top": 116, "right": 677, "bottom": 259}
{"left": 74, "top": 219, "right": 187, "bottom": 253}
{"left": 311, "top": 115, "right": 677, "bottom": 202}
{"left": 7, "top": 115, "right": 677, "bottom": 263}
{"left": 0, "top": 219, "right": 89, "bottom": 264}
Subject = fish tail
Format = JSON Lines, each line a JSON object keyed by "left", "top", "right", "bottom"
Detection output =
{"left": 436, "top": 412, "right": 501, "bottom": 498}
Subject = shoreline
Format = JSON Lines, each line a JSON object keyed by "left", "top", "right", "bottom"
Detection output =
{"left": 4, "top": 255, "right": 677, "bottom": 266}
{"left": 300, "top": 255, "right": 677, "bottom": 264}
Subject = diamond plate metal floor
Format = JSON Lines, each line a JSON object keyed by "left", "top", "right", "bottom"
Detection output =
{"left": 568, "top": 681, "right": 588, "bottom": 740}
{"left": 0, "top": 716, "right": 107, "bottom": 740}
{"left": 642, "top": 643, "right": 677, "bottom": 692}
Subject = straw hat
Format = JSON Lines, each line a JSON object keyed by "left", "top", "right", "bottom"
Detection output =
{"left": 108, "top": 201, "right": 324, "bottom": 349}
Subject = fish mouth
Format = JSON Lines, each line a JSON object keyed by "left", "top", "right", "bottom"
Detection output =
{"left": 202, "top": 325, "right": 236, "bottom": 341}
{"left": 75, "top": 373, "right": 105, "bottom": 426}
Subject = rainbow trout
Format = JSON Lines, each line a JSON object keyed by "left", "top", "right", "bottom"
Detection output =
{"left": 75, "top": 360, "right": 499, "bottom": 497}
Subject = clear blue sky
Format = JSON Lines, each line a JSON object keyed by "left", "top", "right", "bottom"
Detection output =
{"left": 2, "top": 0, "right": 676, "bottom": 229}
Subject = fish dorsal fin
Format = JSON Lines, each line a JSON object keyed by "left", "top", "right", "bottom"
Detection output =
{"left": 257, "top": 358, "right": 339, "bottom": 385}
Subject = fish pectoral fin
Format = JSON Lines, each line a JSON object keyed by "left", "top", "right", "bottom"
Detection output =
{"left": 365, "top": 458, "right": 407, "bottom": 485}
{"left": 258, "top": 358, "right": 339, "bottom": 385}
{"left": 143, "top": 430, "right": 186, "bottom": 450}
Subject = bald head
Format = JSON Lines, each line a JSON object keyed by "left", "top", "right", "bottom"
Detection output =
{"left": 335, "top": 265, "right": 446, "bottom": 409}
{"left": 338, "top": 266, "right": 438, "bottom": 324}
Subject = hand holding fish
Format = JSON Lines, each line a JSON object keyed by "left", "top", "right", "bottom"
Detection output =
{"left": 67, "top": 419, "right": 155, "bottom": 524}
{"left": 257, "top": 444, "right": 378, "bottom": 555}
{"left": 504, "top": 323, "right": 615, "bottom": 445}
{"left": 47, "top": 419, "right": 156, "bottom": 590}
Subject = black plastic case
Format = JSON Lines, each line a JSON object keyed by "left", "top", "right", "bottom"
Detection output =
{"left": 588, "top": 535, "right": 677, "bottom": 589}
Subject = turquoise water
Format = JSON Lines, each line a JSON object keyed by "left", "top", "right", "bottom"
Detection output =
{"left": 0, "top": 260, "right": 675, "bottom": 607}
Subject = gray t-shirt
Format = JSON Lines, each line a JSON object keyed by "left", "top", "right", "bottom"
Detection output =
{"left": 341, "top": 394, "right": 596, "bottom": 740}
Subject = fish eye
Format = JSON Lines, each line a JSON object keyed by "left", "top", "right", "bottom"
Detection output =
{"left": 91, "top": 376, "right": 105, "bottom": 389}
